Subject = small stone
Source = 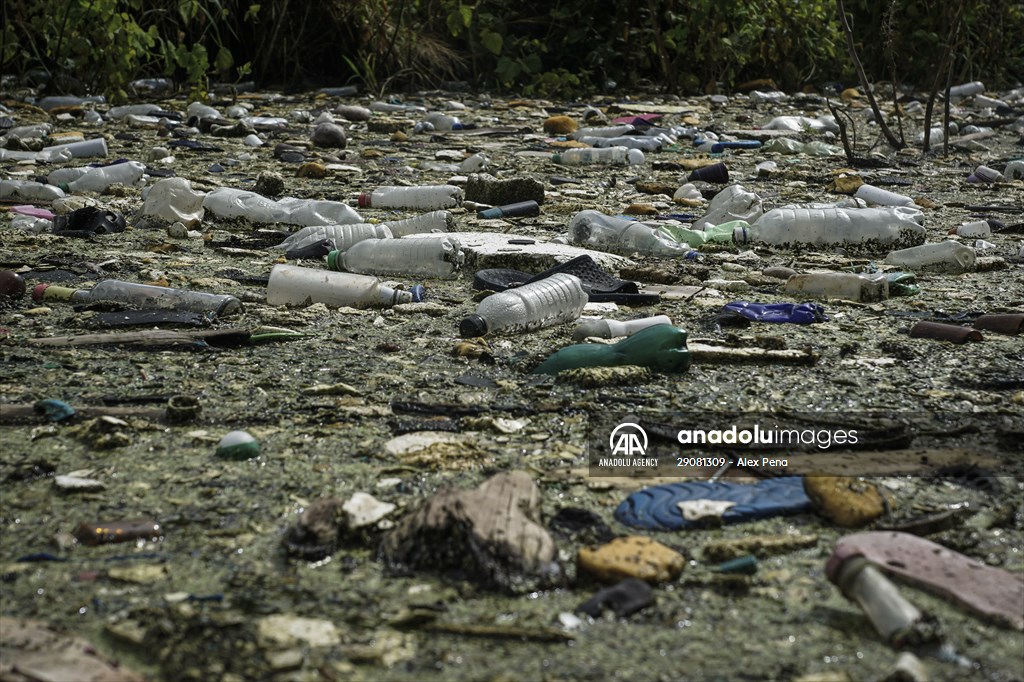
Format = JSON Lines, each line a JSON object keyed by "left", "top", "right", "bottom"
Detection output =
{"left": 335, "top": 105, "right": 372, "bottom": 121}
{"left": 391, "top": 130, "right": 408, "bottom": 142}
{"left": 543, "top": 115, "right": 578, "bottom": 135}
{"left": 266, "top": 649, "right": 303, "bottom": 672}
{"left": 107, "top": 564, "right": 168, "bottom": 584}
{"left": 342, "top": 492, "right": 396, "bottom": 530}
{"left": 0, "top": 271, "right": 27, "bottom": 299}
{"left": 882, "top": 652, "right": 929, "bottom": 682}
{"left": 804, "top": 476, "right": 887, "bottom": 527}
{"left": 297, "top": 161, "right": 328, "bottom": 178}
{"left": 311, "top": 121, "right": 347, "bottom": 148}
{"left": 464, "top": 174, "right": 545, "bottom": 206}
{"left": 256, "top": 614, "right": 341, "bottom": 648}
{"left": 577, "top": 536, "right": 685, "bottom": 584}
{"left": 623, "top": 203, "right": 658, "bottom": 216}
{"left": 253, "top": 171, "right": 285, "bottom": 198}
{"left": 166, "top": 222, "right": 188, "bottom": 238}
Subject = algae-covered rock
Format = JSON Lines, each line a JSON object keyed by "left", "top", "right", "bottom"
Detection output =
{"left": 804, "top": 475, "right": 887, "bottom": 527}
{"left": 577, "top": 536, "right": 685, "bottom": 584}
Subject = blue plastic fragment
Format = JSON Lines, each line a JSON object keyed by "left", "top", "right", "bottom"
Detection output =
{"left": 723, "top": 301, "right": 827, "bottom": 324}
{"left": 33, "top": 399, "right": 76, "bottom": 422}
{"left": 410, "top": 285, "right": 426, "bottom": 303}
{"left": 615, "top": 477, "right": 812, "bottom": 530}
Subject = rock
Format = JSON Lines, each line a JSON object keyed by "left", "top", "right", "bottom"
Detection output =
{"left": 253, "top": 170, "right": 285, "bottom": 197}
{"left": 577, "top": 536, "right": 685, "bottom": 584}
{"left": 381, "top": 471, "right": 558, "bottom": 591}
{"left": 555, "top": 365, "right": 651, "bottom": 388}
{"left": 297, "top": 161, "right": 328, "bottom": 178}
{"left": 543, "top": 115, "right": 577, "bottom": 135}
{"left": 464, "top": 173, "right": 545, "bottom": 206}
{"left": 107, "top": 564, "right": 168, "bottom": 584}
{"left": 576, "top": 578, "right": 654, "bottom": 617}
{"left": 282, "top": 497, "right": 344, "bottom": 559}
{"left": 335, "top": 105, "right": 372, "bottom": 121}
{"left": 342, "top": 492, "right": 395, "bottom": 530}
{"left": 0, "top": 616, "right": 144, "bottom": 681}
{"left": 256, "top": 614, "right": 341, "bottom": 648}
{"left": 804, "top": 476, "right": 887, "bottom": 527}
{"left": 311, "top": 121, "right": 347, "bottom": 148}
{"left": 623, "top": 203, "right": 658, "bottom": 215}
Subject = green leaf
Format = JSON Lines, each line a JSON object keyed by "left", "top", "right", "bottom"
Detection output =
{"left": 215, "top": 46, "right": 234, "bottom": 75}
{"left": 481, "top": 30, "right": 503, "bottom": 56}
{"left": 459, "top": 5, "right": 473, "bottom": 28}
{"left": 245, "top": 4, "right": 260, "bottom": 22}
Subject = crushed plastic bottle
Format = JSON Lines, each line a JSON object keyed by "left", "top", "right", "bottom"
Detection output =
{"left": 328, "top": 236, "right": 464, "bottom": 279}
{"left": 66, "top": 161, "right": 146, "bottom": 193}
{"left": 567, "top": 210, "right": 695, "bottom": 256}
{"left": 0, "top": 180, "right": 65, "bottom": 202}
{"left": 693, "top": 185, "right": 763, "bottom": 229}
{"left": 141, "top": 177, "right": 207, "bottom": 226}
{"left": 273, "top": 223, "right": 393, "bottom": 253}
{"left": 266, "top": 264, "right": 413, "bottom": 308}
{"left": 741, "top": 206, "right": 926, "bottom": 251}
{"left": 784, "top": 272, "right": 889, "bottom": 302}
{"left": 381, "top": 210, "right": 455, "bottom": 236}
{"left": 459, "top": 273, "right": 587, "bottom": 337}
{"left": 203, "top": 188, "right": 363, "bottom": 226}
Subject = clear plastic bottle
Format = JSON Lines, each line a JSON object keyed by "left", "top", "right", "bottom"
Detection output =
{"left": 381, "top": 210, "right": 455, "bottom": 236}
{"left": 834, "top": 557, "right": 924, "bottom": 644}
{"left": 141, "top": 177, "right": 207, "bottom": 226}
{"left": 572, "top": 315, "right": 673, "bottom": 341}
{"left": 328, "top": 236, "right": 464, "bottom": 279}
{"left": 67, "top": 161, "right": 146, "bottom": 193}
{"left": 577, "top": 136, "right": 663, "bottom": 151}
{"left": 266, "top": 264, "right": 412, "bottom": 308}
{"left": 273, "top": 224, "right": 393, "bottom": 253}
{"left": 0, "top": 180, "right": 66, "bottom": 202}
{"left": 884, "top": 241, "right": 977, "bottom": 273}
{"left": 33, "top": 280, "right": 242, "bottom": 316}
{"left": 357, "top": 185, "right": 464, "bottom": 210}
{"left": 784, "top": 272, "right": 889, "bottom": 302}
{"left": 742, "top": 206, "right": 926, "bottom": 250}
{"left": 571, "top": 125, "right": 636, "bottom": 139}
{"left": 47, "top": 167, "right": 90, "bottom": 187}
{"left": 854, "top": 184, "right": 916, "bottom": 207}
{"left": 42, "top": 137, "right": 108, "bottom": 158}
{"left": 459, "top": 273, "right": 587, "bottom": 337}
{"left": 202, "top": 188, "right": 363, "bottom": 226}
{"left": 552, "top": 147, "right": 645, "bottom": 166}
{"left": 948, "top": 81, "right": 985, "bottom": 99}
{"left": 567, "top": 210, "right": 693, "bottom": 256}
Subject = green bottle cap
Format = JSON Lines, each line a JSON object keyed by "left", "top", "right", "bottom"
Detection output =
{"left": 327, "top": 250, "right": 342, "bottom": 271}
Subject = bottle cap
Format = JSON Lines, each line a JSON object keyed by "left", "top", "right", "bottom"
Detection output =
{"left": 380, "top": 285, "right": 413, "bottom": 305}
{"left": 732, "top": 225, "right": 748, "bottom": 243}
{"left": 327, "top": 250, "right": 342, "bottom": 271}
{"left": 33, "top": 283, "right": 77, "bottom": 302}
{"left": 357, "top": 193, "right": 372, "bottom": 208}
{"left": 459, "top": 314, "right": 488, "bottom": 338}
{"left": 550, "top": 153, "right": 562, "bottom": 164}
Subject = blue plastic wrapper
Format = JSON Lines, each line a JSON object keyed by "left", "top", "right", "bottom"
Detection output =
{"left": 723, "top": 301, "right": 827, "bottom": 324}
{"left": 410, "top": 285, "right": 426, "bottom": 302}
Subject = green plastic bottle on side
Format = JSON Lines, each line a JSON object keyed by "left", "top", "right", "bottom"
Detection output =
{"left": 531, "top": 324, "right": 691, "bottom": 375}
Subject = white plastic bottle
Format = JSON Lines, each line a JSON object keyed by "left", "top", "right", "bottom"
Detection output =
{"left": 784, "top": 272, "right": 888, "bottom": 302}
{"left": 884, "top": 241, "right": 976, "bottom": 273}
{"left": 460, "top": 273, "right": 587, "bottom": 337}
{"left": 202, "top": 189, "right": 363, "bottom": 226}
{"left": 47, "top": 167, "right": 91, "bottom": 187}
{"left": 854, "top": 184, "right": 916, "bottom": 207}
{"left": 742, "top": 206, "right": 926, "bottom": 250}
{"left": 571, "top": 125, "right": 636, "bottom": 139}
{"left": 141, "top": 177, "right": 207, "bottom": 226}
{"left": 358, "top": 185, "right": 463, "bottom": 210}
{"left": 328, "top": 237, "right": 464, "bottom": 279}
{"left": 67, "top": 161, "right": 146, "bottom": 193}
{"left": 948, "top": 81, "right": 984, "bottom": 99}
{"left": 578, "top": 136, "right": 663, "bottom": 151}
{"left": 0, "top": 180, "right": 66, "bottom": 202}
{"left": 33, "top": 280, "right": 242, "bottom": 316}
{"left": 273, "top": 224, "right": 393, "bottom": 253}
{"left": 381, "top": 210, "right": 455, "bottom": 236}
{"left": 552, "top": 147, "right": 645, "bottom": 166}
{"left": 266, "top": 264, "right": 413, "bottom": 308}
{"left": 567, "top": 210, "right": 693, "bottom": 256}
{"left": 572, "top": 315, "right": 673, "bottom": 341}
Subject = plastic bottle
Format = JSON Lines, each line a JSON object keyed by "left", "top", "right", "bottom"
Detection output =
{"left": 577, "top": 136, "right": 663, "bottom": 151}
{"left": 477, "top": 201, "right": 540, "bottom": 219}
{"left": 571, "top": 125, "right": 636, "bottom": 139}
{"left": 952, "top": 220, "right": 991, "bottom": 238}
{"left": 202, "top": 188, "right": 363, "bottom": 226}
{"left": 532, "top": 324, "right": 691, "bottom": 375}
{"left": 0, "top": 148, "right": 73, "bottom": 163}
{"left": 567, "top": 210, "right": 693, "bottom": 256}
{"left": 0, "top": 180, "right": 66, "bottom": 202}
{"left": 459, "top": 273, "right": 587, "bottom": 337}
{"left": 47, "top": 167, "right": 90, "bottom": 187}
{"left": 948, "top": 81, "right": 984, "bottom": 99}
{"left": 273, "top": 224, "right": 393, "bottom": 253}
{"left": 141, "top": 177, "right": 207, "bottom": 226}
{"left": 552, "top": 147, "right": 645, "bottom": 166}
{"left": 741, "top": 206, "right": 926, "bottom": 250}
{"left": 884, "top": 241, "right": 976, "bottom": 273}
{"left": 784, "top": 272, "right": 888, "bottom": 302}
{"left": 833, "top": 556, "right": 924, "bottom": 644}
{"left": 423, "top": 113, "right": 463, "bottom": 131}
{"left": 854, "top": 184, "right": 916, "bottom": 207}
{"left": 266, "top": 264, "right": 413, "bottom": 308}
{"left": 42, "top": 138, "right": 108, "bottom": 158}
{"left": 693, "top": 185, "right": 763, "bottom": 229}
{"left": 33, "top": 280, "right": 242, "bottom": 316}
{"left": 106, "top": 104, "right": 162, "bottom": 119}
{"left": 572, "top": 315, "right": 673, "bottom": 341}
{"left": 358, "top": 185, "right": 463, "bottom": 210}
{"left": 328, "top": 236, "right": 464, "bottom": 279}
{"left": 67, "top": 161, "right": 146, "bottom": 193}
{"left": 381, "top": 210, "right": 455, "bottom": 236}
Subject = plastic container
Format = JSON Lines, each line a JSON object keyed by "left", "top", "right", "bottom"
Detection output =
{"left": 854, "top": 184, "right": 916, "bottom": 207}
{"left": 0, "top": 180, "right": 65, "bottom": 202}
{"left": 571, "top": 125, "right": 636, "bottom": 139}
{"left": 953, "top": 220, "right": 991, "bottom": 238}
{"left": 884, "top": 241, "right": 976, "bottom": 273}
{"left": 106, "top": 104, "right": 162, "bottom": 119}
{"left": 948, "top": 81, "right": 985, "bottom": 99}
{"left": 381, "top": 210, "right": 455, "bottom": 236}
{"left": 573, "top": 315, "right": 673, "bottom": 341}
{"left": 42, "top": 137, "right": 108, "bottom": 158}
{"left": 273, "top": 223, "right": 393, "bottom": 253}
{"left": 568, "top": 210, "right": 694, "bottom": 256}
{"left": 67, "top": 161, "right": 146, "bottom": 193}
{"left": 693, "top": 185, "right": 763, "bottom": 229}
{"left": 552, "top": 147, "right": 645, "bottom": 166}
{"left": 577, "top": 136, "right": 663, "bottom": 151}
{"left": 0, "top": 147, "right": 74, "bottom": 163}
{"left": 266, "top": 264, "right": 412, "bottom": 308}
{"left": 33, "top": 280, "right": 242, "bottom": 316}
{"left": 459, "top": 272, "right": 587, "bottom": 337}
{"left": 202, "top": 188, "right": 363, "bottom": 226}
{"left": 423, "top": 113, "right": 462, "bottom": 131}
{"left": 329, "top": 236, "right": 463, "bottom": 279}
{"left": 742, "top": 206, "right": 926, "bottom": 251}
{"left": 833, "top": 557, "right": 923, "bottom": 644}
{"left": 533, "top": 324, "right": 691, "bottom": 375}
{"left": 358, "top": 185, "right": 463, "bottom": 210}
{"left": 477, "top": 201, "right": 540, "bottom": 219}
{"left": 784, "top": 272, "right": 888, "bottom": 302}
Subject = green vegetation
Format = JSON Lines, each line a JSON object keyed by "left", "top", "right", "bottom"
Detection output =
{"left": 1, "top": 0, "right": 1021, "bottom": 100}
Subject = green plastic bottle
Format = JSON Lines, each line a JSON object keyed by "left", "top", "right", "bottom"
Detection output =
{"left": 531, "top": 324, "right": 691, "bottom": 375}
{"left": 655, "top": 220, "right": 746, "bottom": 248}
